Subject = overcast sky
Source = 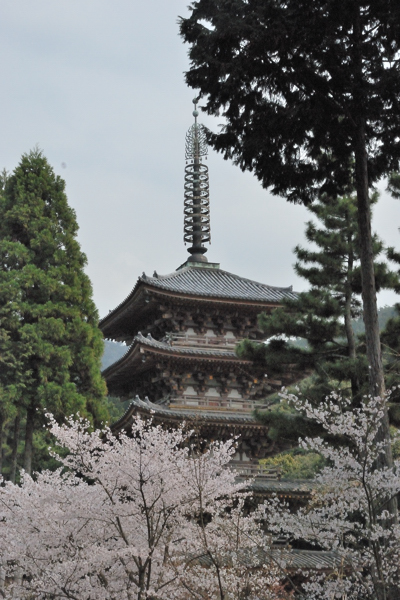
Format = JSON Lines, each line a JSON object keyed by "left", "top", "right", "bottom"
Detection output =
{"left": 1, "top": 0, "right": 399, "bottom": 318}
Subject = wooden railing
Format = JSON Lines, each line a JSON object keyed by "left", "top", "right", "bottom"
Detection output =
{"left": 171, "top": 396, "right": 264, "bottom": 412}
{"left": 166, "top": 333, "right": 238, "bottom": 348}
{"left": 230, "top": 462, "right": 281, "bottom": 479}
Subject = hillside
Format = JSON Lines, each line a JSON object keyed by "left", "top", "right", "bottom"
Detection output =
{"left": 101, "top": 340, "right": 127, "bottom": 370}
{"left": 352, "top": 304, "right": 397, "bottom": 336}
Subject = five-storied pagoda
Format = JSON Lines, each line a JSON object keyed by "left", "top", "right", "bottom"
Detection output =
{"left": 99, "top": 100, "right": 299, "bottom": 469}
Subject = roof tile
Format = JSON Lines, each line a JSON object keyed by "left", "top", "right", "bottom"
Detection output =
{"left": 142, "top": 266, "right": 297, "bottom": 302}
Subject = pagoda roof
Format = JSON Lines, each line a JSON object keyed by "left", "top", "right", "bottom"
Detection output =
{"left": 111, "top": 394, "right": 267, "bottom": 434}
{"left": 103, "top": 333, "right": 258, "bottom": 397}
{"left": 276, "top": 549, "right": 341, "bottom": 572}
{"left": 99, "top": 265, "right": 297, "bottom": 339}
{"left": 103, "top": 332, "right": 250, "bottom": 376}
{"left": 140, "top": 266, "right": 297, "bottom": 303}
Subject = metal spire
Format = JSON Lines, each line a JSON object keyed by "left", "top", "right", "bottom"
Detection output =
{"left": 184, "top": 98, "right": 210, "bottom": 263}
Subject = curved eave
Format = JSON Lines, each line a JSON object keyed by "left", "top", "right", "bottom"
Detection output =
{"left": 146, "top": 266, "right": 297, "bottom": 302}
{"left": 100, "top": 284, "right": 283, "bottom": 341}
{"left": 111, "top": 396, "right": 268, "bottom": 435}
{"left": 100, "top": 268, "right": 298, "bottom": 341}
{"left": 102, "top": 335, "right": 255, "bottom": 389}
{"left": 99, "top": 279, "right": 149, "bottom": 340}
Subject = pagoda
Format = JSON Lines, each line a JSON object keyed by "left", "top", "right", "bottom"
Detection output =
{"left": 100, "top": 100, "right": 299, "bottom": 466}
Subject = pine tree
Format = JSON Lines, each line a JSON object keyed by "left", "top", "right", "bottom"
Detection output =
{"left": 238, "top": 193, "right": 398, "bottom": 404}
{"left": 0, "top": 149, "right": 107, "bottom": 478}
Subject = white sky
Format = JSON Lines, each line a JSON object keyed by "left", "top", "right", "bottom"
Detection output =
{"left": 1, "top": 0, "right": 399, "bottom": 318}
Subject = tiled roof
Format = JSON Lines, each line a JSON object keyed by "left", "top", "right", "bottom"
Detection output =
{"left": 196, "top": 548, "right": 340, "bottom": 571}
{"left": 99, "top": 264, "right": 298, "bottom": 333}
{"left": 141, "top": 266, "right": 297, "bottom": 302}
{"left": 112, "top": 395, "right": 263, "bottom": 430}
{"left": 269, "top": 549, "right": 340, "bottom": 571}
{"left": 135, "top": 332, "right": 239, "bottom": 358}
{"left": 279, "top": 549, "right": 341, "bottom": 570}
{"left": 249, "top": 479, "right": 315, "bottom": 494}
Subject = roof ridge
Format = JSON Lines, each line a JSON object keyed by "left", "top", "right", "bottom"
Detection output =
{"left": 145, "top": 265, "right": 294, "bottom": 292}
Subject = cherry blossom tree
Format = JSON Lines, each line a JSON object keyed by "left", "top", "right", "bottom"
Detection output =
{"left": 3, "top": 396, "right": 396, "bottom": 599}
{"left": 0, "top": 415, "right": 286, "bottom": 600}
{"left": 174, "top": 462, "right": 285, "bottom": 600}
{"left": 263, "top": 390, "right": 400, "bottom": 600}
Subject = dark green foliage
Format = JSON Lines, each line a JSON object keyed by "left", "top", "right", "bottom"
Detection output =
{"left": 261, "top": 447, "right": 325, "bottom": 480}
{"left": 238, "top": 193, "right": 397, "bottom": 402}
{"left": 381, "top": 312, "right": 400, "bottom": 414}
{"left": 255, "top": 388, "right": 327, "bottom": 480}
{"left": 0, "top": 149, "right": 107, "bottom": 477}
{"left": 387, "top": 172, "right": 400, "bottom": 200}
{"left": 255, "top": 393, "right": 322, "bottom": 443}
{"left": 104, "top": 395, "right": 131, "bottom": 423}
{"left": 180, "top": 0, "right": 400, "bottom": 203}
{"left": 288, "top": 304, "right": 396, "bottom": 342}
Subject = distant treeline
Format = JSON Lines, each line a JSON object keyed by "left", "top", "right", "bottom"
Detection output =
{"left": 289, "top": 304, "right": 398, "bottom": 350}
{"left": 352, "top": 304, "right": 397, "bottom": 335}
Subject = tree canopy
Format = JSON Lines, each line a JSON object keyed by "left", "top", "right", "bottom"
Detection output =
{"left": 1, "top": 402, "right": 399, "bottom": 600}
{"left": 0, "top": 149, "right": 107, "bottom": 478}
{"left": 180, "top": 0, "right": 400, "bottom": 202}
{"left": 0, "top": 415, "right": 286, "bottom": 600}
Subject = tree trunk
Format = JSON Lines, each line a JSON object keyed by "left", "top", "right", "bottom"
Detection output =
{"left": 12, "top": 566, "right": 22, "bottom": 599}
{"left": 354, "top": 142, "right": 385, "bottom": 399}
{"left": 9, "top": 412, "right": 21, "bottom": 484}
{"left": 354, "top": 122, "right": 398, "bottom": 600}
{"left": 354, "top": 123, "right": 393, "bottom": 441}
{"left": 354, "top": 124, "right": 394, "bottom": 434}
{"left": 352, "top": 8, "right": 398, "bottom": 595}
{"left": 344, "top": 224, "right": 360, "bottom": 399}
{"left": 23, "top": 404, "right": 35, "bottom": 476}
{"left": 352, "top": 6, "right": 397, "bottom": 551}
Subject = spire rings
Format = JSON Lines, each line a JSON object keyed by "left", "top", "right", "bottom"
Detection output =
{"left": 184, "top": 162, "right": 211, "bottom": 245}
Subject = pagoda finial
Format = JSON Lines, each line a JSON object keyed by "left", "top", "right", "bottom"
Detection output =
{"left": 183, "top": 97, "right": 210, "bottom": 263}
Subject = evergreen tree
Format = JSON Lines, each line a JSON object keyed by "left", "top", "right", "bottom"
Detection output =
{"left": 238, "top": 193, "right": 398, "bottom": 404}
{"left": 0, "top": 169, "right": 19, "bottom": 476}
{"left": 0, "top": 149, "right": 107, "bottom": 478}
